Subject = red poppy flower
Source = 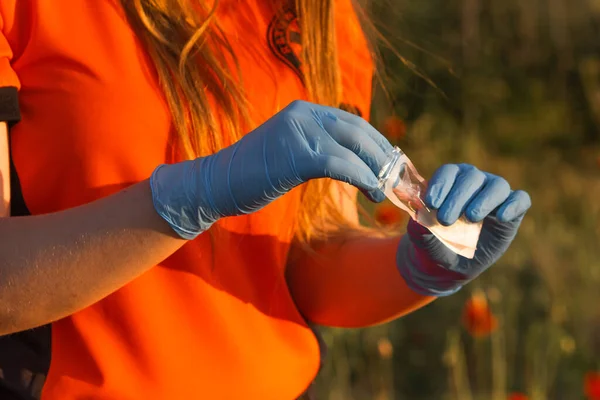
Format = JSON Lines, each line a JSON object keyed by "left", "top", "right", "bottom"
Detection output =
{"left": 507, "top": 393, "right": 528, "bottom": 400}
{"left": 374, "top": 203, "right": 405, "bottom": 226}
{"left": 381, "top": 116, "right": 406, "bottom": 141}
{"left": 462, "top": 291, "right": 498, "bottom": 337}
{"left": 584, "top": 371, "right": 600, "bottom": 399}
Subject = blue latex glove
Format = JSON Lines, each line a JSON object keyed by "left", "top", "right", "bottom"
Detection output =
{"left": 396, "top": 164, "right": 532, "bottom": 296}
{"left": 150, "top": 100, "right": 393, "bottom": 239}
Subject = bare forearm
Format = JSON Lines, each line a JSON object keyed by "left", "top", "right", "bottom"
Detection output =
{"left": 0, "top": 180, "right": 185, "bottom": 334}
{"left": 286, "top": 235, "right": 436, "bottom": 328}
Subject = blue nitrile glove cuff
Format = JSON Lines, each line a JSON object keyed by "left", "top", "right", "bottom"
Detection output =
{"left": 396, "top": 234, "right": 464, "bottom": 297}
{"left": 150, "top": 160, "right": 218, "bottom": 240}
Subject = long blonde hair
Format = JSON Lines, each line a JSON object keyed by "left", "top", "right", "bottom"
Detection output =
{"left": 121, "top": 0, "right": 370, "bottom": 242}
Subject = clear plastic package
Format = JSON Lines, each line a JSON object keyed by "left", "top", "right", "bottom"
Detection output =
{"left": 377, "top": 146, "right": 482, "bottom": 259}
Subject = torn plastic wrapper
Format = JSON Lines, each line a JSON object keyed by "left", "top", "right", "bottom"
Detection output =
{"left": 377, "top": 146, "right": 482, "bottom": 259}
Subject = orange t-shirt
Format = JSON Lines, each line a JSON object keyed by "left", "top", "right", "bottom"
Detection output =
{"left": 0, "top": 0, "right": 374, "bottom": 398}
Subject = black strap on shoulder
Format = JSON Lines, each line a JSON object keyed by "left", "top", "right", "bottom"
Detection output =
{"left": 0, "top": 87, "right": 51, "bottom": 400}
{"left": 0, "top": 87, "right": 21, "bottom": 126}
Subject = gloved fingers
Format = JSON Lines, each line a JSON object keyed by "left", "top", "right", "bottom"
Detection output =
{"left": 436, "top": 164, "right": 487, "bottom": 226}
{"left": 321, "top": 105, "right": 395, "bottom": 155}
{"left": 296, "top": 128, "right": 375, "bottom": 188}
{"left": 464, "top": 173, "right": 511, "bottom": 222}
{"left": 314, "top": 155, "right": 385, "bottom": 203}
{"left": 495, "top": 190, "right": 531, "bottom": 223}
{"left": 321, "top": 115, "right": 389, "bottom": 177}
{"left": 424, "top": 164, "right": 460, "bottom": 209}
{"left": 406, "top": 219, "right": 460, "bottom": 268}
{"left": 309, "top": 132, "right": 381, "bottom": 192}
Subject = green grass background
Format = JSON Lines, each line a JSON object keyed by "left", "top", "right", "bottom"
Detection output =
{"left": 315, "top": 0, "right": 600, "bottom": 398}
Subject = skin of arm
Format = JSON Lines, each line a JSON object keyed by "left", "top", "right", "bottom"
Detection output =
{"left": 286, "top": 182, "right": 435, "bottom": 328}
{"left": 0, "top": 122, "right": 188, "bottom": 335}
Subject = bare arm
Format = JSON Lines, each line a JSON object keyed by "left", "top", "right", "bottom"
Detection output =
{"left": 286, "top": 183, "right": 435, "bottom": 328}
{"left": 0, "top": 122, "right": 187, "bottom": 335}
{"left": 287, "top": 235, "right": 435, "bottom": 328}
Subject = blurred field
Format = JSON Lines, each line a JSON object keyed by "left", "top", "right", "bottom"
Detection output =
{"left": 315, "top": 0, "right": 600, "bottom": 398}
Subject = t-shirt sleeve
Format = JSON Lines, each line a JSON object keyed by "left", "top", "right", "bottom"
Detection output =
{"left": 0, "top": 12, "right": 21, "bottom": 125}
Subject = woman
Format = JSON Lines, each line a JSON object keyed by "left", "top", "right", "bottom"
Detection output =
{"left": 0, "top": 0, "right": 530, "bottom": 399}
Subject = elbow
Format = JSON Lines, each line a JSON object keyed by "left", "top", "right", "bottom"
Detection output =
{"left": 291, "top": 283, "right": 438, "bottom": 329}
{"left": 295, "top": 300, "right": 335, "bottom": 328}
{"left": 291, "top": 286, "right": 375, "bottom": 329}
{"left": 300, "top": 303, "right": 403, "bottom": 329}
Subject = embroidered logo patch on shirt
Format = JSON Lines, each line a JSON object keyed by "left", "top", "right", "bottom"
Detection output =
{"left": 267, "top": 8, "right": 303, "bottom": 82}
{"left": 267, "top": 7, "right": 363, "bottom": 118}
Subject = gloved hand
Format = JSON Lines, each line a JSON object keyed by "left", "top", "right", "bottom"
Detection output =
{"left": 396, "top": 164, "right": 532, "bottom": 296}
{"left": 150, "top": 100, "right": 393, "bottom": 239}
